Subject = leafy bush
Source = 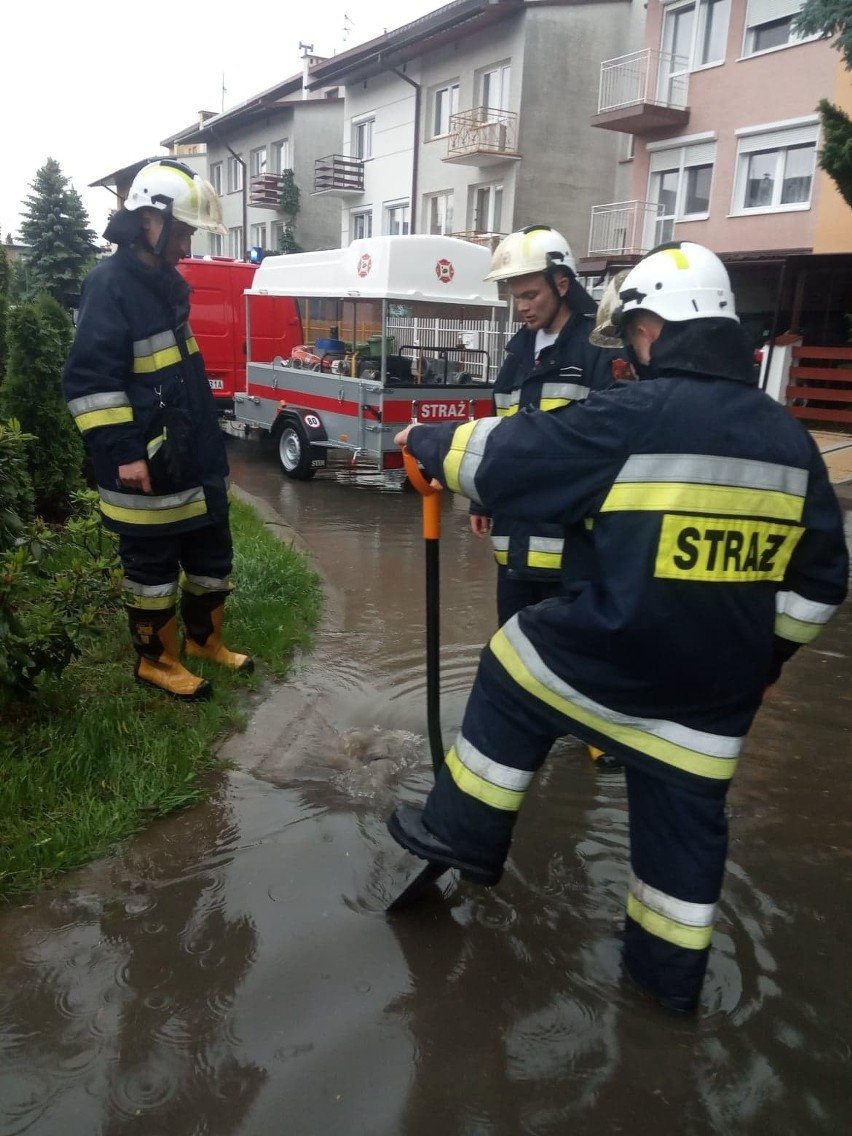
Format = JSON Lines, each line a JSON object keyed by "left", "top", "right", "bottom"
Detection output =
{"left": 0, "top": 489, "right": 122, "bottom": 696}
{"left": 0, "top": 293, "right": 84, "bottom": 517}
{"left": 0, "top": 419, "right": 35, "bottom": 552}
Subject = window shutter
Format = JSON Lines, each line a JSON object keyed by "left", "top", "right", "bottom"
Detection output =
{"left": 649, "top": 148, "right": 682, "bottom": 174}
{"left": 738, "top": 123, "right": 818, "bottom": 153}
{"left": 682, "top": 142, "right": 717, "bottom": 166}
{"left": 745, "top": 0, "right": 803, "bottom": 28}
{"left": 649, "top": 142, "right": 716, "bottom": 173}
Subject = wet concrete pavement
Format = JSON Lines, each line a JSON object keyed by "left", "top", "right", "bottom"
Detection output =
{"left": 0, "top": 433, "right": 850, "bottom": 1136}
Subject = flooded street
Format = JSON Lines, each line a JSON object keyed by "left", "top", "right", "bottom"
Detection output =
{"left": 1, "top": 433, "right": 850, "bottom": 1136}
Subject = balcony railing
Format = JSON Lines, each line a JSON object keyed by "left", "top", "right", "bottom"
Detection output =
{"left": 249, "top": 173, "right": 285, "bottom": 209}
{"left": 451, "top": 230, "right": 507, "bottom": 252}
{"left": 313, "top": 154, "right": 365, "bottom": 195}
{"left": 592, "top": 50, "right": 690, "bottom": 133}
{"left": 444, "top": 107, "right": 521, "bottom": 166}
{"left": 588, "top": 201, "right": 662, "bottom": 257}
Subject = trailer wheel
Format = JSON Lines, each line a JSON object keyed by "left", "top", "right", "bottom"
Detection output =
{"left": 277, "top": 421, "right": 317, "bottom": 480}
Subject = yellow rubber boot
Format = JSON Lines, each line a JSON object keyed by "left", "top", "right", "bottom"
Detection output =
{"left": 129, "top": 609, "right": 212, "bottom": 701}
{"left": 181, "top": 592, "right": 254, "bottom": 672}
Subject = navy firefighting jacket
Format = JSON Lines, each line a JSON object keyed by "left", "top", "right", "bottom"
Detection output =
{"left": 478, "top": 311, "right": 624, "bottom": 579}
{"left": 409, "top": 321, "right": 849, "bottom": 795}
{"left": 63, "top": 248, "right": 229, "bottom": 537}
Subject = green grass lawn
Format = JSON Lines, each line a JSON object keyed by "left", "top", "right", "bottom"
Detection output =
{"left": 0, "top": 497, "right": 322, "bottom": 903}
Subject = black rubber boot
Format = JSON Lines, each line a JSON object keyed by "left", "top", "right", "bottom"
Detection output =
{"left": 387, "top": 805, "right": 502, "bottom": 886}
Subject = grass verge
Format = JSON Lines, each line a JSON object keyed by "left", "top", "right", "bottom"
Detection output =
{"left": 0, "top": 496, "right": 322, "bottom": 903}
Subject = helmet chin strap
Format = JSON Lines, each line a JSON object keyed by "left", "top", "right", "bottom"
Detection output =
{"left": 139, "top": 211, "right": 173, "bottom": 259}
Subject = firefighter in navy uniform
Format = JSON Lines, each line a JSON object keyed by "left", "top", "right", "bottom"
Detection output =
{"left": 388, "top": 242, "right": 848, "bottom": 1013}
{"left": 63, "top": 159, "right": 252, "bottom": 701}
{"left": 475, "top": 225, "right": 626, "bottom": 770}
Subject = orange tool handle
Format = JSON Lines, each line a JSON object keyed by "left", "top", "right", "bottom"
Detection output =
{"left": 402, "top": 448, "right": 441, "bottom": 540}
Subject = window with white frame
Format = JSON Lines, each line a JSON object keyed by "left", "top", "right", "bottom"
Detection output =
{"left": 210, "top": 233, "right": 224, "bottom": 256}
{"left": 250, "top": 147, "right": 267, "bottom": 177}
{"left": 743, "top": 0, "right": 813, "bottom": 55}
{"left": 658, "top": 0, "right": 730, "bottom": 102}
{"left": 270, "top": 139, "right": 291, "bottom": 174}
{"left": 353, "top": 118, "right": 374, "bottom": 161}
{"left": 479, "top": 63, "right": 510, "bottom": 111}
{"left": 426, "top": 191, "right": 454, "bottom": 235}
{"left": 250, "top": 222, "right": 267, "bottom": 249}
{"left": 229, "top": 226, "right": 244, "bottom": 259}
{"left": 351, "top": 210, "right": 373, "bottom": 241}
{"left": 209, "top": 162, "right": 223, "bottom": 195}
{"left": 647, "top": 140, "right": 716, "bottom": 243}
{"left": 227, "top": 155, "right": 243, "bottom": 193}
{"left": 732, "top": 120, "right": 818, "bottom": 212}
{"left": 385, "top": 202, "right": 410, "bottom": 236}
{"left": 432, "top": 82, "right": 460, "bottom": 137}
{"left": 470, "top": 183, "right": 503, "bottom": 234}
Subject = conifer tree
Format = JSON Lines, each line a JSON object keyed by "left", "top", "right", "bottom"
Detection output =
{"left": 0, "top": 246, "right": 8, "bottom": 385}
{"left": 0, "top": 293, "right": 84, "bottom": 517}
{"left": 19, "top": 158, "right": 98, "bottom": 309}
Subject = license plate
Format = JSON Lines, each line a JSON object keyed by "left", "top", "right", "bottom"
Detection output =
{"left": 208, "top": 378, "right": 224, "bottom": 390}
{"left": 414, "top": 399, "right": 472, "bottom": 423}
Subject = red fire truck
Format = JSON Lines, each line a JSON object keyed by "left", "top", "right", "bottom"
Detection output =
{"left": 235, "top": 235, "right": 504, "bottom": 478}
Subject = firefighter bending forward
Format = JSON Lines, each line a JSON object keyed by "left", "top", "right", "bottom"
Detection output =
{"left": 388, "top": 242, "right": 848, "bottom": 1013}
{"left": 63, "top": 159, "right": 252, "bottom": 701}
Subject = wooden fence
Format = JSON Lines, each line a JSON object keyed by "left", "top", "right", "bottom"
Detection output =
{"left": 786, "top": 346, "right": 852, "bottom": 426}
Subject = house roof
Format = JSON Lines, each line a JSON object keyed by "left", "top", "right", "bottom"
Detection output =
{"left": 305, "top": 0, "right": 525, "bottom": 88}
{"left": 89, "top": 157, "right": 163, "bottom": 191}
{"left": 160, "top": 73, "right": 309, "bottom": 147}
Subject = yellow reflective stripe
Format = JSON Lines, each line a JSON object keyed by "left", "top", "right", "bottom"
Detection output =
{"left": 186, "top": 337, "right": 199, "bottom": 354}
{"left": 527, "top": 552, "right": 562, "bottom": 569}
{"left": 490, "top": 625, "right": 739, "bottom": 782}
{"left": 493, "top": 550, "right": 509, "bottom": 565}
{"left": 180, "top": 570, "right": 232, "bottom": 594}
{"left": 442, "top": 419, "right": 480, "bottom": 493}
{"left": 101, "top": 498, "right": 208, "bottom": 525}
{"left": 123, "top": 593, "right": 175, "bottom": 611}
{"left": 601, "top": 482, "right": 805, "bottom": 522}
{"left": 774, "top": 612, "right": 824, "bottom": 644}
{"left": 496, "top": 406, "right": 518, "bottom": 417}
{"left": 655, "top": 515, "right": 802, "bottom": 582}
{"left": 626, "top": 894, "right": 714, "bottom": 950}
{"left": 146, "top": 433, "right": 166, "bottom": 459}
{"left": 133, "top": 346, "right": 182, "bottom": 373}
{"left": 75, "top": 406, "right": 135, "bottom": 432}
{"left": 445, "top": 746, "right": 526, "bottom": 812}
{"left": 539, "top": 398, "right": 570, "bottom": 411}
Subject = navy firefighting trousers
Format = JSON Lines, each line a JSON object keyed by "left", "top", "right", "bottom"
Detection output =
{"left": 118, "top": 520, "right": 234, "bottom": 609}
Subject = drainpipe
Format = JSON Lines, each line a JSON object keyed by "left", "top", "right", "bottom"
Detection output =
{"left": 209, "top": 127, "right": 248, "bottom": 258}
{"left": 393, "top": 68, "right": 421, "bottom": 234}
{"left": 760, "top": 257, "right": 790, "bottom": 392}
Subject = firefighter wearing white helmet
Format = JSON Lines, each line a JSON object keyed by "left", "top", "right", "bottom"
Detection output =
{"left": 387, "top": 239, "right": 847, "bottom": 1013}
{"left": 63, "top": 158, "right": 251, "bottom": 702}
{"left": 476, "top": 224, "right": 628, "bottom": 771}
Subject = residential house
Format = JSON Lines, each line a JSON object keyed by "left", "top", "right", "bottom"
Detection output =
{"left": 160, "top": 63, "right": 344, "bottom": 259}
{"left": 581, "top": 0, "right": 852, "bottom": 350}
{"left": 304, "top": 0, "right": 646, "bottom": 259}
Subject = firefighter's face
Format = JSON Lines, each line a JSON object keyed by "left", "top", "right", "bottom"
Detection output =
{"left": 142, "top": 212, "right": 196, "bottom": 264}
{"left": 508, "top": 272, "right": 569, "bottom": 333}
{"left": 622, "top": 312, "right": 663, "bottom": 365}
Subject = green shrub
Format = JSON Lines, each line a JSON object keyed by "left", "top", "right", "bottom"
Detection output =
{"left": 0, "top": 293, "right": 84, "bottom": 518}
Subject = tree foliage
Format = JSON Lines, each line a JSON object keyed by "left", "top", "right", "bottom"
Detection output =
{"left": 278, "top": 169, "right": 303, "bottom": 254}
{"left": 0, "top": 246, "right": 8, "bottom": 386}
{"left": 794, "top": 0, "right": 852, "bottom": 67}
{"left": 19, "top": 158, "right": 98, "bottom": 309}
{"left": 0, "top": 293, "right": 84, "bottom": 517}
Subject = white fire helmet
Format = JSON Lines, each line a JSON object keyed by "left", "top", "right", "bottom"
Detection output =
{"left": 484, "top": 225, "right": 577, "bottom": 282}
{"left": 124, "top": 159, "right": 227, "bottom": 236}
{"left": 613, "top": 241, "right": 738, "bottom": 331}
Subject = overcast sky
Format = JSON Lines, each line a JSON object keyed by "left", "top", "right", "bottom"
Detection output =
{"left": 2, "top": 0, "right": 440, "bottom": 242}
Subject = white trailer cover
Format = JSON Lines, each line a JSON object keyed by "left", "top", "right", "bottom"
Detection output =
{"left": 247, "top": 235, "right": 504, "bottom": 308}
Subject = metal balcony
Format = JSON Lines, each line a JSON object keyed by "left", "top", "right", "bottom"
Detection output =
{"left": 591, "top": 50, "right": 690, "bottom": 134}
{"left": 249, "top": 173, "right": 285, "bottom": 209}
{"left": 588, "top": 201, "right": 662, "bottom": 257}
{"left": 444, "top": 107, "right": 521, "bottom": 167}
{"left": 313, "top": 154, "right": 365, "bottom": 196}
{"left": 450, "top": 230, "right": 507, "bottom": 252}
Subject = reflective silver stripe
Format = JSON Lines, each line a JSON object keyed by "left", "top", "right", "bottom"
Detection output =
{"left": 99, "top": 485, "right": 205, "bottom": 511}
{"left": 67, "top": 392, "right": 131, "bottom": 416}
{"left": 539, "top": 381, "right": 589, "bottom": 402}
{"left": 455, "top": 733, "right": 535, "bottom": 793}
{"left": 528, "top": 537, "right": 564, "bottom": 555}
{"left": 629, "top": 871, "right": 716, "bottom": 928}
{"left": 122, "top": 579, "right": 178, "bottom": 598}
{"left": 183, "top": 572, "right": 231, "bottom": 591}
{"left": 500, "top": 616, "right": 742, "bottom": 761}
{"left": 775, "top": 589, "right": 836, "bottom": 626}
{"left": 558, "top": 365, "right": 583, "bottom": 378}
{"left": 612, "top": 454, "right": 808, "bottom": 495}
{"left": 133, "top": 330, "right": 178, "bottom": 357}
{"left": 494, "top": 391, "right": 520, "bottom": 412}
{"left": 490, "top": 535, "right": 510, "bottom": 553}
{"left": 446, "top": 417, "right": 503, "bottom": 503}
